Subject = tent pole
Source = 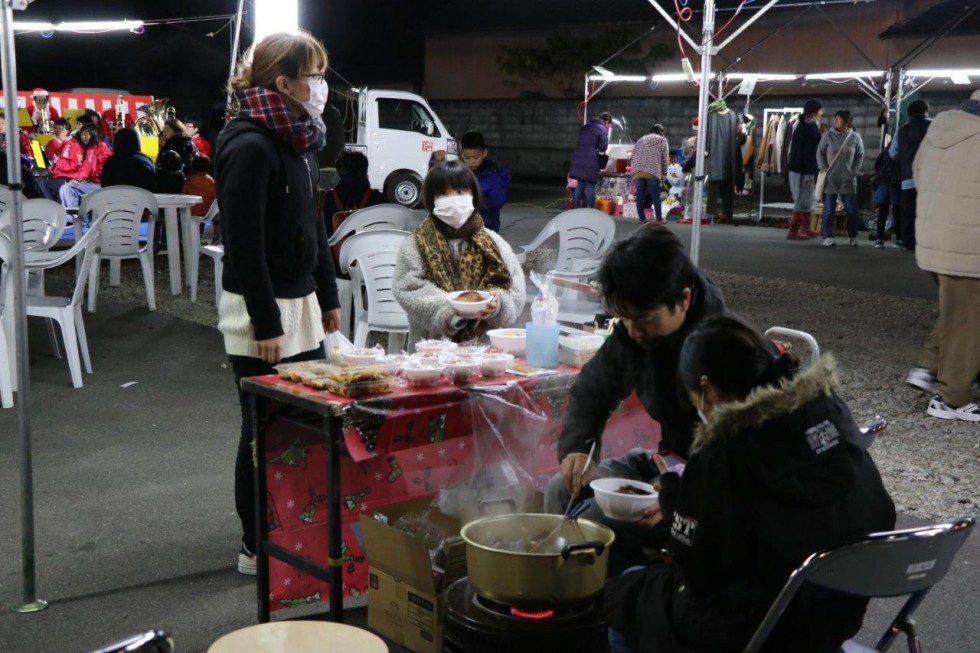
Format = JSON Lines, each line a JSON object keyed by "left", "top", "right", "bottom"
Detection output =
{"left": 1, "top": 0, "right": 46, "bottom": 615}
{"left": 226, "top": 0, "right": 246, "bottom": 110}
{"left": 689, "top": 0, "right": 716, "bottom": 266}
{"left": 881, "top": 69, "right": 892, "bottom": 150}
{"left": 894, "top": 68, "right": 906, "bottom": 129}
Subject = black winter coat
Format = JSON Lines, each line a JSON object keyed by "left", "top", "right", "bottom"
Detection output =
{"left": 214, "top": 117, "right": 339, "bottom": 340}
{"left": 159, "top": 135, "right": 198, "bottom": 175}
{"left": 788, "top": 119, "right": 821, "bottom": 176}
{"left": 557, "top": 272, "right": 725, "bottom": 462}
{"left": 604, "top": 356, "right": 896, "bottom": 653}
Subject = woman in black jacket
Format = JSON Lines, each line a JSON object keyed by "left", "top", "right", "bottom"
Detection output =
{"left": 785, "top": 98, "right": 823, "bottom": 240}
{"left": 158, "top": 118, "right": 198, "bottom": 174}
{"left": 605, "top": 315, "right": 895, "bottom": 653}
{"left": 214, "top": 30, "right": 341, "bottom": 575}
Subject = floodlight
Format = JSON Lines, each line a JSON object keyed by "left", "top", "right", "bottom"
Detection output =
{"left": 254, "top": 0, "right": 298, "bottom": 43}
{"left": 587, "top": 75, "right": 648, "bottom": 82}
{"left": 804, "top": 71, "right": 884, "bottom": 80}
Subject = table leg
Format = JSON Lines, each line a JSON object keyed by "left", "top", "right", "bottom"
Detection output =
{"left": 164, "top": 207, "right": 182, "bottom": 295}
{"left": 326, "top": 414, "right": 344, "bottom": 622}
{"left": 180, "top": 207, "right": 195, "bottom": 286}
{"left": 253, "top": 392, "right": 271, "bottom": 623}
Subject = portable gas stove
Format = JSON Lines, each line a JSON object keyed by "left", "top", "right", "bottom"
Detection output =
{"left": 442, "top": 577, "right": 608, "bottom": 653}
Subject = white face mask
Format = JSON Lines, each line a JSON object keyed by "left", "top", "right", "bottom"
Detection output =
{"left": 303, "top": 78, "right": 329, "bottom": 118}
{"left": 432, "top": 195, "right": 474, "bottom": 229}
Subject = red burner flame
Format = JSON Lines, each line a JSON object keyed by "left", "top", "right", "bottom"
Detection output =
{"left": 509, "top": 607, "right": 555, "bottom": 620}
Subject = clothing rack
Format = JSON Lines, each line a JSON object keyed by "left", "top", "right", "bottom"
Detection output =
{"left": 756, "top": 107, "right": 803, "bottom": 222}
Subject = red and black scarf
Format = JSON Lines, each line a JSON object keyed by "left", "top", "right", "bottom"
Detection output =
{"left": 235, "top": 86, "right": 325, "bottom": 153}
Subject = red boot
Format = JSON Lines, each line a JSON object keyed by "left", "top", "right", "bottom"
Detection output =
{"left": 797, "top": 211, "right": 819, "bottom": 239}
{"left": 786, "top": 212, "right": 809, "bottom": 240}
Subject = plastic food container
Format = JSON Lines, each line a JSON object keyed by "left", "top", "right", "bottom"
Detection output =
{"left": 559, "top": 334, "right": 604, "bottom": 368}
{"left": 401, "top": 361, "right": 446, "bottom": 388}
{"left": 480, "top": 353, "right": 514, "bottom": 378}
{"left": 276, "top": 361, "right": 396, "bottom": 398}
{"left": 441, "top": 356, "right": 482, "bottom": 384}
{"left": 487, "top": 328, "right": 526, "bottom": 355}
{"left": 341, "top": 346, "right": 385, "bottom": 365}
{"left": 415, "top": 339, "right": 458, "bottom": 354}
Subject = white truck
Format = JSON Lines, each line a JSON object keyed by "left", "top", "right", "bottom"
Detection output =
{"left": 341, "top": 87, "right": 457, "bottom": 208}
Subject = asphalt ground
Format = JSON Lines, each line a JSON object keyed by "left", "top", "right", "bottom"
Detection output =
{"left": 0, "top": 188, "right": 974, "bottom": 652}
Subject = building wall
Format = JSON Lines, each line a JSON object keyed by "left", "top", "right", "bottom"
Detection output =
{"left": 423, "top": 0, "right": 980, "bottom": 101}
{"left": 431, "top": 89, "right": 973, "bottom": 182}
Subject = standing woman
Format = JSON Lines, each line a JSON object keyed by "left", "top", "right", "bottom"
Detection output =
{"left": 568, "top": 112, "right": 611, "bottom": 209}
{"left": 785, "top": 99, "right": 822, "bottom": 240}
{"left": 215, "top": 31, "right": 342, "bottom": 575}
{"left": 817, "top": 110, "right": 865, "bottom": 247}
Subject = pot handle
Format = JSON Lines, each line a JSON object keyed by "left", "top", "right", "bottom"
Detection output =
{"left": 561, "top": 540, "right": 606, "bottom": 560}
{"left": 478, "top": 498, "right": 518, "bottom": 515}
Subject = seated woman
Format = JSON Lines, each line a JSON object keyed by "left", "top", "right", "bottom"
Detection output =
{"left": 605, "top": 315, "right": 896, "bottom": 653}
{"left": 393, "top": 160, "right": 525, "bottom": 347}
{"left": 100, "top": 127, "right": 156, "bottom": 192}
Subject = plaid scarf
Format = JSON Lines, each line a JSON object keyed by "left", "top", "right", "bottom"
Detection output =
{"left": 235, "top": 87, "right": 325, "bottom": 152}
{"left": 415, "top": 214, "right": 512, "bottom": 343}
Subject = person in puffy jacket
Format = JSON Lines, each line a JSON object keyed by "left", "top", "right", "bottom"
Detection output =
{"left": 159, "top": 118, "right": 198, "bottom": 175}
{"left": 569, "top": 112, "right": 611, "bottom": 208}
{"left": 816, "top": 109, "right": 864, "bottom": 247}
{"left": 605, "top": 315, "right": 896, "bottom": 653}
{"left": 460, "top": 130, "right": 511, "bottom": 232}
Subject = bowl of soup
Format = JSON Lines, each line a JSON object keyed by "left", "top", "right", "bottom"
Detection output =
{"left": 487, "top": 328, "right": 526, "bottom": 355}
{"left": 590, "top": 478, "right": 659, "bottom": 522}
{"left": 447, "top": 290, "right": 494, "bottom": 318}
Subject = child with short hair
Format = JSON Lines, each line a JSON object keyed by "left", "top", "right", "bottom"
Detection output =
{"left": 459, "top": 131, "right": 511, "bottom": 232}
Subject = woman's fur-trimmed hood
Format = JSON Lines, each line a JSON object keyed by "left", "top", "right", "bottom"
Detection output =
{"left": 691, "top": 354, "right": 839, "bottom": 454}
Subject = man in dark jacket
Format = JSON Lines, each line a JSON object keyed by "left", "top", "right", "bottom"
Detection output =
{"left": 544, "top": 224, "right": 726, "bottom": 570}
{"left": 889, "top": 99, "right": 931, "bottom": 250}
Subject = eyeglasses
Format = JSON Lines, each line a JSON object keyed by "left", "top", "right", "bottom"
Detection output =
{"left": 302, "top": 72, "right": 327, "bottom": 83}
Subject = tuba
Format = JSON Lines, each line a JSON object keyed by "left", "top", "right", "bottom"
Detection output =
{"left": 133, "top": 98, "right": 170, "bottom": 137}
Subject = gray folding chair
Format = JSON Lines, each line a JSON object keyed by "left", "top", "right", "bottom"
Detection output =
{"left": 745, "top": 517, "right": 975, "bottom": 653}
{"left": 88, "top": 629, "right": 173, "bottom": 653}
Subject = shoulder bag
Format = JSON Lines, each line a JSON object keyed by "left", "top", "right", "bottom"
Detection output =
{"left": 815, "top": 131, "right": 852, "bottom": 198}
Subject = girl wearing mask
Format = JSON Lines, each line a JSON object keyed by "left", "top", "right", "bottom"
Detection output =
{"left": 393, "top": 160, "right": 525, "bottom": 347}
{"left": 604, "top": 315, "right": 895, "bottom": 653}
{"left": 214, "top": 31, "right": 340, "bottom": 575}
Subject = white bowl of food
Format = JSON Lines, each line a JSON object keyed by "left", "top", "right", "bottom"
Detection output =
{"left": 453, "top": 345, "right": 488, "bottom": 360}
{"left": 401, "top": 361, "right": 446, "bottom": 388}
{"left": 590, "top": 478, "right": 659, "bottom": 522}
{"left": 447, "top": 290, "right": 493, "bottom": 318}
{"left": 441, "top": 356, "right": 482, "bottom": 384}
{"left": 341, "top": 346, "right": 384, "bottom": 365}
{"left": 415, "top": 339, "right": 458, "bottom": 355}
{"left": 487, "top": 328, "right": 526, "bottom": 355}
{"left": 480, "top": 352, "right": 514, "bottom": 378}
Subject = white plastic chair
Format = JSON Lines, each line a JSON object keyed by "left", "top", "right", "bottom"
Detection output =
{"left": 188, "top": 199, "right": 219, "bottom": 303}
{"left": 201, "top": 244, "right": 224, "bottom": 305}
{"left": 81, "top": 186, "right": 159, "bottom": 313}
{"left": 327, "top": 204, "right": 412, "bottom": 339}
{"left": 338, "top": 229, "right": 410, "bottom": 350}
{"left": 518, "top": 208, "right": 617, "bottom": 274}
{"left": 0, "top": 256, "right": 13, "bottom": 407}
{"left": 24, "top": 214, "right": 106, "bottom": 388}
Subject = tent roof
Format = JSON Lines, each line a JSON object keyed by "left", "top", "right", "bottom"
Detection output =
{"left": 879, "top": 0, "right": 980, "bottom": 39}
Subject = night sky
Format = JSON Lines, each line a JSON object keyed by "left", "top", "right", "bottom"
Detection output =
{"left": 9, "top": 1, "right": 448, "bottom": 122}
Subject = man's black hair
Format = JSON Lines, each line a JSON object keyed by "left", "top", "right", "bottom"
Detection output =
{"left": 421, "top": 159, "right": 482, "bottom": 211}
{"left": 599, "top": 112, "right": 612, "bottom": 123}
{"left": 651, "top": 124, "right": 665, "bottom": 135}
{"left": 183, "top": 114, "right": 202, "bottom": 128}
{"left": 158, "top": 150, "right": 183, "bottom": 173}
{"left": 52, "top": 118, "right": 71, "bottom": 130}
{"left": 908, "top": 99, "right": 929, "bottom": 117}
{"left": 336, "top": 151, "right": 369, "bottom": 177}
{"left": 598, "top": 223, "right": 697, "bottom": 318}
{"left": 835, "top": 110, "right": 853, "bottom": 128}
{"left": 460, "top": 131, "right": 486, "bottom": 150}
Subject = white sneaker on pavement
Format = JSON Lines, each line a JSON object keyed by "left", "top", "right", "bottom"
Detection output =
{"left": 906, "top": 367, "right": 940, "bottom": 394}
{"left": 238, "top": 543, "right": 257, "bottom": 575}
{"left": 848, "top": 237, "right": 858, "bottom": 247}
{"left": 822, "top": 238, "right": 836, "bottom": 247}
{"left": 927, "top": 395, "right": 980, "bottom": 422}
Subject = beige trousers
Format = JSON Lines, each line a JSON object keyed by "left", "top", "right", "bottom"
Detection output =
{"left": 919, "top": 273, "right": 980, "bottom": 407}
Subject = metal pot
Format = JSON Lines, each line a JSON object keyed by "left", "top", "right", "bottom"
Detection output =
{"left": 459, "top": 513, "right": 615, "bottom": 608}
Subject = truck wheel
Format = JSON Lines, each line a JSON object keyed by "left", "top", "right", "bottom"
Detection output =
{"left": 386, "top": 172, "right": 422, "bottom": 208}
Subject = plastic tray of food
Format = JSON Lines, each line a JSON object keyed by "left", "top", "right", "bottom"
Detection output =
{"left": 276, "top": 360, "right": 398, "bottom": 397}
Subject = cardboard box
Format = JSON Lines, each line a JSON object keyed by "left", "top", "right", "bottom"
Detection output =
{"left": 361, "top": 498, "right": 466, "bottom": 653}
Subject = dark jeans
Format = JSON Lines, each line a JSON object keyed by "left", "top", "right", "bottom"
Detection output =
{"left": 634, "top": 177, "right": 663, "bottom": 221}
{"left": 821, "top": 193, "right": 859, "bottom": 239}
{"left": 231, "top": 342, "right": 325, "bottom": 550}
{"left": 875, "top": 202, "right": 901, "bottom": 242}
{"left": 572, "top": 179, "right": 597, "bottom": 208}
{"left": 900, "top": 188, "right": 917, "bottom": 250}
{"left": 40, "top": 176, "right": 68, "bottom": 202}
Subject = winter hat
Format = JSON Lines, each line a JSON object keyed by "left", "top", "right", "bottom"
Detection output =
{"left": 691, "top": 117, "right": 699, "bottom": 131}
{"left": 803, "top": 98, "right": 823, "bottom": 115}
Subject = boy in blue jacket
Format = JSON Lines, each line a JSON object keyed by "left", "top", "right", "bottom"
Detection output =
{"left": 460, "top": 130, "right": 510, "bottom": 232}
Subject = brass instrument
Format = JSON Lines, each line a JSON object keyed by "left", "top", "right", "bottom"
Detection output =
{"left": 133, "top": 98, "right": 170, "bottom": 137}
{"left": 32, "top": 90, "right": 52, "bottom": 133}
{"left": 115, "top": 95, "right": 127, "bottom": 130}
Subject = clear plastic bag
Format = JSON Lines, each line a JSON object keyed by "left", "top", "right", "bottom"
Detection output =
{"left": 324, "top": 330, "right": 355, "bottom": 364}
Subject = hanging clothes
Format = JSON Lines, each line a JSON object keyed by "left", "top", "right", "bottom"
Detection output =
{"left": 706, "top": 102, "right": 740, "bottom": 182}
{"left": 757, "top": 114, "right": 781, "bottom": 173}
{"left": 773, "top": 115, "right": 788, "bottom": 174}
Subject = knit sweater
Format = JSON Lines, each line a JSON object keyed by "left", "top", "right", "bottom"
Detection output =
{"left": 631, "top": 133, "right": 670, "bottom": 181}
{"left": 392, "top": 228, "right": 526, "bottom": 348}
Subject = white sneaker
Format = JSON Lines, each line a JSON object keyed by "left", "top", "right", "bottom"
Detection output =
{"left": 906, "top": 367, "right": 940, "bottom": 394}
{"left": 927, "top": 395, "right": 980, "bottom": 422}
{"left": 848, "top": 237, "right": 858, "bottom": 247}
{"left": 238, "top": 543, "right": 257, "bottom": 576}
{"left": 873, "top": 240, "right": 884, "bottom": 249}
{"left": 822, "top": 238, "right": 836, "bottom": 247}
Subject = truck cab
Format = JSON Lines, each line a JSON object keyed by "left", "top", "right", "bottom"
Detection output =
{"left": 344, "top": 88, "right": 456, "bottom": 208}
